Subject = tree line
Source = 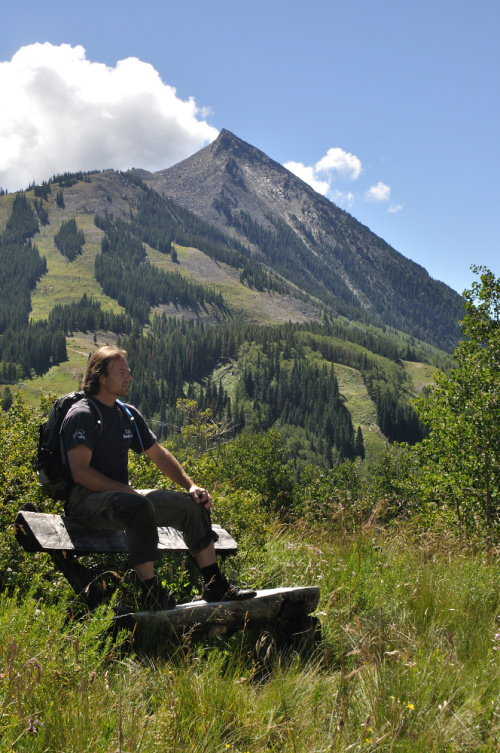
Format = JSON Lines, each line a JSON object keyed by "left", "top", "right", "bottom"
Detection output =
{"left": 0, "top": 195, "right": 68, "bottom": 376}
{"left": 124, "top": 179, "right": 289, "bottom": 295}
{"left": 48, "top": 295, "right": 133, "bottom": 335}
{"left": 94, "top": 213, "right": 227, "bottom": 322}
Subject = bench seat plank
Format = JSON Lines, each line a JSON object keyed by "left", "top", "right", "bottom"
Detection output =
{"left": 14, "top": 511, "right": 238, "bottom": 555}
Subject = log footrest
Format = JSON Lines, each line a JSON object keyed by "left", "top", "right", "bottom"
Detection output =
{"left": 115, "top": 586, "right": 321, "bottom": 644}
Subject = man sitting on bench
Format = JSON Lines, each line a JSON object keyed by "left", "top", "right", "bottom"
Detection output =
{"left": 61, "top": 346, "right": 256, "bottom": 610}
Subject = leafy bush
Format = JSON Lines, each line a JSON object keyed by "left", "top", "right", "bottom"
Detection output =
{"left": 198, "top": 430, "right": 296, "bottom": 514}
{"left": 0, "top": 395, "right": 68, "bottom": 597}
{"left": 412, "top": 267, "right": 500, "bottom": 533}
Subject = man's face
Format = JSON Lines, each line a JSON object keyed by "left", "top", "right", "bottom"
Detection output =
{"left": 99, "top": 356, "right": 132, "bottom": 399}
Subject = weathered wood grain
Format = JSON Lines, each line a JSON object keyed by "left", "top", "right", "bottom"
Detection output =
{"left": 118, "top": 586, "right": 321, "bottom": 639}
{"left": 14, "top": 510, "right": 238, "bottom": 555}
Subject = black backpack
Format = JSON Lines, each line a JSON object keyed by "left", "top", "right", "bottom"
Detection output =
{"left": 35, "top": 392, "right": 103, "bottom": 500}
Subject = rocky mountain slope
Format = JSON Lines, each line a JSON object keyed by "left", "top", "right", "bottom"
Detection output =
{"left": 135, "top": 129, "right": 463, "bottom": 351}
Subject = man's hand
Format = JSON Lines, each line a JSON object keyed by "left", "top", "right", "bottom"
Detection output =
{"left": 188, "top": 485, "right": 212, "bottom": 510}
{"left": 146, "top": 443, "right": 212, "bottom": 509}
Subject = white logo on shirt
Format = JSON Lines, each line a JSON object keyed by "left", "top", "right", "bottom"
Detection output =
{"left": 73, "top": 429, "right": 86, "bottom": 441}
{"left": 123, "top": 429, "right": 133, "bottom": 440}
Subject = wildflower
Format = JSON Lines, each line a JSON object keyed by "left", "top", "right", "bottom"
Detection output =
{"left": 26, "top": 718, "right": 42, "bottom": 734}
{"left": 407, "top": 703, "right": 414, "bottom": 710}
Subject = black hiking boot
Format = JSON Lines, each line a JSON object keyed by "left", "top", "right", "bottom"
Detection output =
{"left": 202, "top": 577, "right": 257, "bottom": 603}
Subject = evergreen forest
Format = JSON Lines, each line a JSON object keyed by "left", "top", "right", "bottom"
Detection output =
{"left": 0, "top": 194, "right": 66, "bottom": 376}
{"left": 54, "top": 218, "right": 85, "bottom": 261}
{"left": 0, "top": 173, "right": 452, "bottom": 466}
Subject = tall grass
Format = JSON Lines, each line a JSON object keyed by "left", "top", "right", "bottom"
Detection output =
{"left": 2, "top": 523, "right": 500, "bottom": 751}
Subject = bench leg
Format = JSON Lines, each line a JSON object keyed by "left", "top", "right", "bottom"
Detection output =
{"left": 51, "top": 550, "right": 105, "bottom": 610}
{"left": 279, "top": 614, "right": 322, "bottom": 648}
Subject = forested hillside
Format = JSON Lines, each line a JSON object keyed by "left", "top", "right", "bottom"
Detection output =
{"left": 0, "top": 193, "right": 66, "bottom": 376}
{"left": 0, "top": 166, "right": 456, "bottom": 468}
{"left": 120, "top": 315, "right": 431, "bottom": 467}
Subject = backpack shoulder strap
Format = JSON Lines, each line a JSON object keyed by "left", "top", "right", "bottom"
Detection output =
{"left": 83, "top": 395, "right": 104, "bottom": 440}
{"left": 57, "top": 394, "right": 104, "bottom": 472}
{"left": 116, "top": 400, "right": 145, "bottom": 452}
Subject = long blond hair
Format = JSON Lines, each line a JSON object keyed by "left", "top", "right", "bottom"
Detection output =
{"left": 81, "top": 346, "right": 127, "bottom": 396}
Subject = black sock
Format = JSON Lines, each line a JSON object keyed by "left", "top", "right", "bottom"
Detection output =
{"left": 200, "top": 563, "right": 224, "bottom": 586}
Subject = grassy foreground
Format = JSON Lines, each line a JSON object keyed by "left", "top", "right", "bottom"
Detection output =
{"left": 1, "top": 522, "right": 500, "bottom": 752}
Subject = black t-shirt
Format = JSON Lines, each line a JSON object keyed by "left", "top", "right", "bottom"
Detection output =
{"left": 61, "top": 398, "right": 156, "bottom": 485}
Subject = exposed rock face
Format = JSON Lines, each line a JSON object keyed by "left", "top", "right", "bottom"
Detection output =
{"left": 134, "top": 130, "right": 463, "bottom": 350}
{"left": 138, "top": 129, "right": 343, "bottom": 232}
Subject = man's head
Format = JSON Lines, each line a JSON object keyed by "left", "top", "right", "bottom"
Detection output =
{"left": 81, "top": 346, "right": 129, "bottom": 397}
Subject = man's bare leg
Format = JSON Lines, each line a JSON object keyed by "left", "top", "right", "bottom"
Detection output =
{"left": 134, "top": 562, "right": 155, "bottom": 581}
{"left": 195, "top": 540, "right": 217, "bottom": 569}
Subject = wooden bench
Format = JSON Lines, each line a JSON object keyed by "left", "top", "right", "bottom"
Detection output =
{"left": 14, "top": 503, "right": 321, "bottom": 645}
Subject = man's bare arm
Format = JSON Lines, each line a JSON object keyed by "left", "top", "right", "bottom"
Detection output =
{"left": 67, "top": 445, "right": 142, "bottom": 496}
{"left": 145, "top": 442, "right": 212, "bottom": 509}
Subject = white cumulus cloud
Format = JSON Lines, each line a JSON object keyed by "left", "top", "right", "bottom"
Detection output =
{"left": 0, "top": 43, "right": 219, "bottom": 191}
{"left": 365, "top": 181, "right": 391, "bottom": 202}
{"left": 283, "top": 161, "right": 330, "bottom": 196}
{"left": 315, "top": 148, "right": 362, "bottom": 180}
{"left": 284, "top": 146, "right": 363, "bottom": 201}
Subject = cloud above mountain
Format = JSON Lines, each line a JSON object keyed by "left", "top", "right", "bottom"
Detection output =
{"left": 283, "top": 162, "right": 331, "bottom": 196}
{"left": 284, "top": 149, "right": 399, "bottom": 214}
{"left": 315, "top": 148, "right": 362, "bottom": 180}
{"left": 284, "top": 147, "right": 361, "bottom": 206}
{"left": 0, "top": 43, "right": 219, "bottom": 191}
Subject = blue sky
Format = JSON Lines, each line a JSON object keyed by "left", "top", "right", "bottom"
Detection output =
{"left": 0, "top": 0, "right": 498, "bottom": 295}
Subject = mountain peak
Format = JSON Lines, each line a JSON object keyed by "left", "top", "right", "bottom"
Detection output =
{"left": 140, "top": 130, "right": 463, "bottom": 350}
{"left": 212, "top": 128, "right": 243, "bottom": 149}
{"left": 211, "top": 129, "right": 264, "bottom": 161}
